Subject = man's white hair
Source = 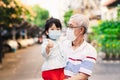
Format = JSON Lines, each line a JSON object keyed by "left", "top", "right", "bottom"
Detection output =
{"left": 69, "top": 14, "right": 89, "bottom": 30}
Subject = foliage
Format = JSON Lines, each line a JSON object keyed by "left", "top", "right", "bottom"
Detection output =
{"left": 117, "top": 5, "right": 120, "bottom": 20}
{"left": 63, "top": 10, "right": 73, "bottom": 26}
{"left": 0, "top": 0, "right": 38, "bottom": 40}
{"left": 26, "top": 5, "right": 49, "bottom": 28}
{"left": 0, "top": 0, "right": 30, "bottom": 28}
{"left": 91, "top": 20, "right": 120, "bottom": 55}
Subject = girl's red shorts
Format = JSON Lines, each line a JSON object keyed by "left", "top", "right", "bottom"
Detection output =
{"left": 42, "top": 68, "right": 64, "bottom": 80}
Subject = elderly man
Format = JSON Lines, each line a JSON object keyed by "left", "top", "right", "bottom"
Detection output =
{"left": 63, "top": 14, "right": 97, "bottom": 80}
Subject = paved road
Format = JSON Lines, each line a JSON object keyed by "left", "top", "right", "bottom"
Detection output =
{"left": 0, "top": 44, "right": 120, "bottom": 80}
{"left": 0, "top": 44, "right": 44, "bottom": 80}
{"left": 89, "top": 60, "right": 120, "bottom": 80}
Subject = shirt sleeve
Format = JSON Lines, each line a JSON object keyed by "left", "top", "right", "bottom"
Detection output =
{"left": 79, "top": 47, "right": 97, "bottom": 76}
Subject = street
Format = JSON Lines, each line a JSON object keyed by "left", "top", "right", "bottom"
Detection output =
{"left": 0, "top": 44, "right": 43, "bottom": 80}
{"left": 0, "top": 44, "right": 120, "bottom": 80}
{"left": 89, "top": 60, "right": 120, "bottom": 80}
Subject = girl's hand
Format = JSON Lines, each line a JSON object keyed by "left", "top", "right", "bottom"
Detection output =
{"left": 46, "top": 39, "right": 54, "bottom": 54}
{"left": 47, "top": 39, "right": 54, "bottom": 48}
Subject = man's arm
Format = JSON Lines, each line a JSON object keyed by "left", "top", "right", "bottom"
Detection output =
{"left": 65, "top": 72, "right": 89, "bottom": 80}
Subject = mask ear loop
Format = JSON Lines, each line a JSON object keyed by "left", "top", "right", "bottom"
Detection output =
{"left": 72, "top": 27, "right": 83, "bottom": 46}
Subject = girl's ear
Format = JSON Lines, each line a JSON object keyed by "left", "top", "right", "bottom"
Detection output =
{"left": 46, "top": 31, "right": 49, "bottom": 35}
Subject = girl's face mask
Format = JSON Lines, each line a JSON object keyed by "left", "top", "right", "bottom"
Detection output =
{"left": 48, "top": 30, "right": 61, "bottom": 40}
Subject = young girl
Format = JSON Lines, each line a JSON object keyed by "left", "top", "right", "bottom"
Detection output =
{"left": 41, "top": 17, "right": 66, "bottom": 80}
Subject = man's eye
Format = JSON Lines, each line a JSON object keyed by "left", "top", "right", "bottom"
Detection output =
{"left": 69, "top": 27, "right": 74, "bottom": 29}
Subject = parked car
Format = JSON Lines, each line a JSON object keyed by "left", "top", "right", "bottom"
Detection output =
{"left": 17, "top": 38, "right": 37, "bottom": 48}
{"left": 33, "top": 37, "right": 38, "bottom": 43}
{"left": 2, "top": 40, "right": 18, "bottom": 53}
{"left": 24, "top": 38, "right": 35, "bottom": 46}
{"left": 17, "top": 39, "right": 28, "bottom": 48}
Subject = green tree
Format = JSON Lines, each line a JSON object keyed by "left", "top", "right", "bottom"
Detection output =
{"left": 0, "top": 0, "right": 25, "bottom": 63}
{"left": 64, "top": 10, "right": 73, "bottom": 26}
{"left": 0, "top": 0, "right": 30, "bottom": 28}
{"left": 0, "top": 0, "right": 33, "bottom": 40}
{"left": 117, "top": 5, "right": 120, "bottom": 20}
{"left": 26, "top": 5, "right": 49, "bottom": 28}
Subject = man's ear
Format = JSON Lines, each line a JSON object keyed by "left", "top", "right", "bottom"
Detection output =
{"left": 80, "top": 27, "right": 84, "bottom": 34}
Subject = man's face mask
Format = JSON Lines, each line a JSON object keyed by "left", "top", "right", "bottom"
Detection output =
{"left": 48, "top": 30, "right": 61, "bottom": 40}
{"left": 66, "top": 28, "right": 76, "bottom": 41}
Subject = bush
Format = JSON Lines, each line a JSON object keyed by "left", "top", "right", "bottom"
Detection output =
{"left": 91, "top": 20, "right": 120, "bottom": 60}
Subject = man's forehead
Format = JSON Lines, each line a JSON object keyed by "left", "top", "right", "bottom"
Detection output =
{"left": 68, "top": 19, "right": 78, "bottom": 26}
{"left": 68, "top": 19, "right": 76, "bottom": 24}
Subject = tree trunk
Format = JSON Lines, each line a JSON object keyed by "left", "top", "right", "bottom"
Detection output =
{"left": 0, "top": 32, "right": 3, "bottom": 64}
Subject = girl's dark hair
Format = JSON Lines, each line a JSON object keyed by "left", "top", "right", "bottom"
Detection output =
{"left": 44, "top": 17, "right": 62, "bottom": 38}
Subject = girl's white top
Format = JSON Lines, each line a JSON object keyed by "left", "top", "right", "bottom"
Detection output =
{"left": 41, "top": 37, "right": 68, "bottom": 71}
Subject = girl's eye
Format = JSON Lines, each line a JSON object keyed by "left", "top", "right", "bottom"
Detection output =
{"left": 50, "top": 29, "right": 54, "bottom": 30}
{"left": 57, "top": 28, "right": 60, "bottom": 30}
{"left": 49, "top": 28, "right": 60, "bottom": 30}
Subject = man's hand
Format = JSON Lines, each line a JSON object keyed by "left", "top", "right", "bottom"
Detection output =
{"left": 64, "top": 73, "right": 89, "bottom": 80}
{"left": 64, "top": 78, "right": 75, "bottom": 80}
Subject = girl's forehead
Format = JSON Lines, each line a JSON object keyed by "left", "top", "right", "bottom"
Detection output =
{"left": 50, "top": 24, "right": 59, "bottom": 28}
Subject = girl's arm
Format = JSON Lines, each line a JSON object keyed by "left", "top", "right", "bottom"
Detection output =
{"left": 41, "top": 39, "right": 54, "bottom": 58}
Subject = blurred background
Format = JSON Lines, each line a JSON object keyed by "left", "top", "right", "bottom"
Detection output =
{"left": 0, "top": 0, "right": 120, "bottom": 80}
